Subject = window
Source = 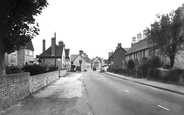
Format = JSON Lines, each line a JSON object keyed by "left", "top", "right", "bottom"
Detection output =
{"left": 143, "top": 51, "right": 145, "bottom": 58}
{"left": 29, "top": 50, "right": 33, "bottom": 56}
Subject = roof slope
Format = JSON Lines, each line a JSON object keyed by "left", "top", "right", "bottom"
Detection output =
{"left": 71, "top": 55, "right": 78, "bottom": 62}
{"left": 126, "top": 39, "right": 149, "bottom": 55}
{"left": 65, "top": 49, "right": 70, "bottom": 59}
{"left": 109, "top": 47, "right": 127, "bottom": 60}
{"left": 37, "top": 45, "right": 64, "bottom": 58}
{"left": 83, "top": 56, "right": 91, "bottom": 63}
{"left": 71, "top": 54, "right": 91, "bottom": 63}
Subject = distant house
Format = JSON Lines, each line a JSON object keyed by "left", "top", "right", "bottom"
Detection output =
{"left": 65, "top": 49, "right": 70, "bottom": 69}
{"left": 91, "top": 57, "right": 103, "bottom": 70}
{"left": 5, "top": 40, "right": 34, "bottom": 67}
{"left": 108, "top": 43, "right": 127, "bottom": 70}
{"left": 71, "top": 50, "right": 91, "bottom": 71}
{"left": 36, "top": 37, "right": 67, "bottom": 69}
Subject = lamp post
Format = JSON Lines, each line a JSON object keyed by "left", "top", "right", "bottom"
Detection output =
{"left": 79, "top": 59, "right": 82, "bottom": 71}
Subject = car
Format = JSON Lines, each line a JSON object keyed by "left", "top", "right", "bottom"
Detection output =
{"left": 100, "top": 68, "right": 105, "bottom": 72}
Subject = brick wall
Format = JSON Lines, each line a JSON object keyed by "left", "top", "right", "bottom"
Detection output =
{"left": 0, "top": 73, "right": 30, "bottom": 109}
{"left": 0, "top": 70, "right": 67, "bottom": 109}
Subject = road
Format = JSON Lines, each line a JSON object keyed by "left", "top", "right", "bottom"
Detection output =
{"left": 2, "top": 71, "right": 184, "bottom": 115}
{"left": 83, "top": 71, "right": 184, "bottom": 115}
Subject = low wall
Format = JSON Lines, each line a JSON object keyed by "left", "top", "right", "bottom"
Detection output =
{"left": 0, "top": 70, "right": 67, "bottom": 109}
{"left": 0, "top": 73, "right": 30, "bottom": 109}
{"left": 29, "top": 70, "right": 67, "bottom": 93}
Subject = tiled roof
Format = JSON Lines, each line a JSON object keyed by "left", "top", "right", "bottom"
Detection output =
{"left": 83, "top": 56, "right": 91, "bottom": 63}
{"left": 65, "top": 49, "right": 70, "bottom": 59}
{"left": 108, "top": 47, "right": 127, "bottom": 60}
{"left": 126, "top": 39, "right": 149, "bottom": 55}
{"left": 124, "top": 48, "right": 130, "bottom": 52}
{"left": 71, "top": 54, "right": 91, "bottom": 63}
{"left": 71, "top": 55, "right": 78, "bottom": 62}
{"left": 36, "top": 45, "right": 64, "bottom": 58}
{"left": 26, "top": 40, "right": 34, "bottom": 51}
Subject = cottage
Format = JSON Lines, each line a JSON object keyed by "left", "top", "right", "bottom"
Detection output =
{"left": 126, "top": 35, "right": 184, "bottom": 68}
{"left": 91, "top": 57, "right": 104, "bottom": 70}
{"left": 5, "top": 40, "right": 34, "bottom": 67}
{"left": 71, "top": 50, "right": 91, "bottom": 71}
{"left": 108, "top": 43, "right": 128, "bottom": 70}
{"left": 36, "top": 34, "right": 67, "bottom": 69}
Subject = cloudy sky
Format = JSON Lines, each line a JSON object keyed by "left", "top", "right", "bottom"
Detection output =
{"left": 33, "top": 0, "right": 184, "bottom": 59}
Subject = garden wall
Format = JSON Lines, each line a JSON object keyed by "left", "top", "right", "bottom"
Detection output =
{"left": 0, "top": 73, "right": 30, "bottom": 109}
{"left": 0, "top": 70, "right": 67, "bottom": 109}
{"left": 29, "top": 70, "right": 67, "bottom": 93}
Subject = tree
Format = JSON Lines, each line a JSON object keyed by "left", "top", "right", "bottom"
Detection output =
{"left": 146, "top": 8, "right": 184, "bottom": 68}
{"left": 0, "top": 0, "right": 48, "bottom": 75}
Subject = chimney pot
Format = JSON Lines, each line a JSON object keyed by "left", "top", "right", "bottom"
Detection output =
{"left": 58, "top": 41, "right": 63, "bottom": 46}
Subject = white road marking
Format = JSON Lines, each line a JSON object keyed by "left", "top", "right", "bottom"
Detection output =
{"left": 125, "top": 90, "right": 129, "bottom": 93}
{"left": 157, "top": 105, "right": 170, "bottom": 111}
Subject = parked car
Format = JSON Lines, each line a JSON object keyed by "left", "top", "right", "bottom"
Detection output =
{"left": 100, "top": 68, "right": 105, "bottom": 72}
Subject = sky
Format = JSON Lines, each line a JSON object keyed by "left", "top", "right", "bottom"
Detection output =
{"left": 33, "top": 0, "right": 184, "bottom": 59}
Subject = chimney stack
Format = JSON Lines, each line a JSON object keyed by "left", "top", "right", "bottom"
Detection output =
{"left": 132, "top": 36, "right": 136, "bottom": 45}
{"left": 51, "top": 37, "right": 56, "bottom": 56}
{"left": 143, "top": 30, "right": 147, "bottom": 39}
{"left": 137, "top": 32, "right": 142, "bottom": 42}
{"left": 118, "top": 43, "right": 121, "bottom": 48}
{"left": 79, "top": 50, "right": 84, "bottom": 55}
{"left": 58, "top": 41, "right": 63, "bottom": 46}
{"left": 43, "top": 39, "right": 46, "bottom": 52}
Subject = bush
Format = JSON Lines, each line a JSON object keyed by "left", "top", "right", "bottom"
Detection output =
{"left": 167, "top": 69, "right": 182, "bottom": 82}
{"left": 149, "top": 69, "right": 161, "bottom": 79}
{"left": 137, "top": 56, "right": 162, "bottom": 78}
{"left": 127, "top": 59, "right": 135, "bottom": 70}
{"left": 47, "top": 65, "right": 58, "bottom": 72}
{"left": 21, "top": 64, "right": 47, "bottom": 76}
{"left": 148, "top": 56, "right": 162, "bottom": 69}
{"left": 6, "top": 66, "right": 22, "bottom": 74}
{"left": 137, "top": 61, "right": 149, "bottom": 78}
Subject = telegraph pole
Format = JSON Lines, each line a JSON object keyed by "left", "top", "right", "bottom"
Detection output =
{"left": 54, "top": 32, "right": 56, "bottom": 68}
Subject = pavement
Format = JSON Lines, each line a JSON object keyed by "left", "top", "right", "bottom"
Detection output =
{"left": 105, "top": 72, "right": 184, "bottom": 95}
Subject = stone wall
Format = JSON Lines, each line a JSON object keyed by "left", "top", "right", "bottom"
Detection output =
{"left": 0, "top": 73, "right": 30, "bottom": 109}
{"left": 29, "top": 70, "right": 67, "bottom": 93}
{"left": 0, "top": 70, "right": 67, "bottom": 109}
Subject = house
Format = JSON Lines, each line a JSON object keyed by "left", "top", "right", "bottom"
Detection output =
{"left": 126, "top": 34, "right": 184, "bottom": 69}
{"left": 36, "top": 35, "right": 67, "bottom": 69}
{"left": 108, "top": 43, "right": 127, "bottom": 70}
{"left": 125, "top": 38, "right": 155, "bottom": 65}
{"left": 5, "top": 40, "right": 34, "bottom": 67}
{"left": 71, "top": 50, "right": 91, "bottom": 71}
{"left": 91, "top": 57, "right": 103, "bottom": 70}
{"left": 65, "top": 49, "right": 70, "bottom": 69}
